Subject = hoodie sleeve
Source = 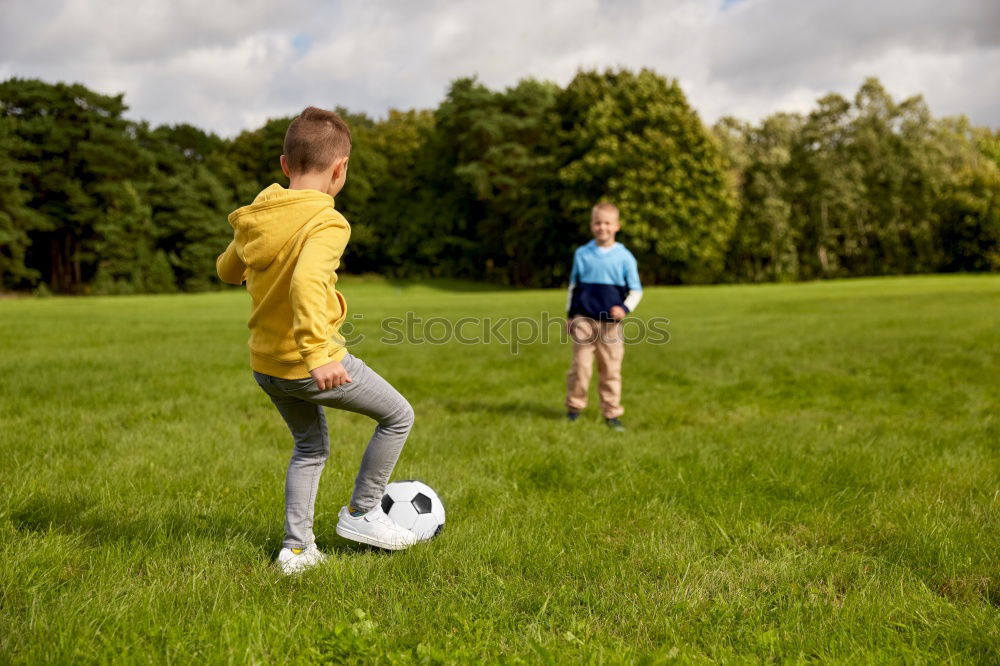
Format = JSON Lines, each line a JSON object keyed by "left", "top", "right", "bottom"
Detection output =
{"left": 566, "top": 248, "right": 580, "bottom": 314}
{"left": 622, "top": 251, "right": 643, "bottom": 313}
{"left": 216, "top": 241, "right": 246, "bottom": 285}
{"left": 289, "top": 215, "right": 351, "bottom": 371}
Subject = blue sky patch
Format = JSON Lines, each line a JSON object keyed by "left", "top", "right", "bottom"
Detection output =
{"left": 292, "top": 34, "right": 312, "bottom": 55}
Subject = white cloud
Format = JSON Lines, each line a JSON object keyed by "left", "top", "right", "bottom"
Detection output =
{"left": 1, "top": 0, "right": 997, "bottom": 135}
{"left": 699, "top": 0, "right": 1000, "bottom": 121}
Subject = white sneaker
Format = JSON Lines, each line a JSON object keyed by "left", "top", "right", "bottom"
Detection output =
{"left": 335, "top": 505, "right": 418, "bottom": 550}
{"left": 276, "top": 543, "right": 327, "bottom": 575}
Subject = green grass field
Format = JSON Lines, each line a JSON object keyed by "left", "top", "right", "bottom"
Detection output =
{"left": 1, "top": 275, "right": 998, "bottom": 663}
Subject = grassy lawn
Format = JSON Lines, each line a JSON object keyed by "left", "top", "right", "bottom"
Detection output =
{"left": 1, "top": 275, "right": 998, "bottom": 663}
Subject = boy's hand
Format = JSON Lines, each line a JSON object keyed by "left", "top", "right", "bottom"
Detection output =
{"left": 610, "top": 306, "right": 626, "bottom": 321}
{"left": 310, "top": 360, "right": 352, "bottom": 391}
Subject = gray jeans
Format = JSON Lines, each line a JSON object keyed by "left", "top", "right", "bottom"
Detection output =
{"left": 253, "top": 353, "right": 414, "bottom": 549}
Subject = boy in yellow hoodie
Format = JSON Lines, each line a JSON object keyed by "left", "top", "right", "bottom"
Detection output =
{"left": 217, "top": 107, "right": 417, "bottom": 574}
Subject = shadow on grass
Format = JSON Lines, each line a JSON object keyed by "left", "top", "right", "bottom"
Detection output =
{"left": 310, "top": 539, "right": 402, "bottom": 558}
{"left": 10, "top": 495, "right": 380, "bottom": 559}
{"left": 11, "top": 496, "right": 412, "bottom": 562}
{"left": 11, "top": 495, "right": 266, "bottom": 546}
{"left": 384, "top": 278, "right": 511, "bottom": 293}
{"left": 442, "top": 399, "right": 565, "bottom": 420}
{"left": 338, "top": 274, "right": 511, "bottom": 293}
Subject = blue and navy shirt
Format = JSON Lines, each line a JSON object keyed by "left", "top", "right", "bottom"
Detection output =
{"left": 568, "top": 240, "right": 643, "bottom": 320}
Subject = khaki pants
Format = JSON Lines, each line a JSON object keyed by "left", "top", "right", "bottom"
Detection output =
{"left": 566, "top": 317, "right": 625, "bottom": 419}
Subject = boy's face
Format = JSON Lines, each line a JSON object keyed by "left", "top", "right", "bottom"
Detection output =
{"left": 590, "top": 209, "right": 620, "bottom": 245}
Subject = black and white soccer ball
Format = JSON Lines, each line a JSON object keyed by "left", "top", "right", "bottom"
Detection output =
{"left": 381, "top": 480, "right": 445, "bottom": 541}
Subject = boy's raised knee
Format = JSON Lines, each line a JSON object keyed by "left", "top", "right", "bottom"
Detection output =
{"left": 398, "top": 401, "right": 415, "bottom": 431}
{"left": 385, "top": 400, "right": 414, "bottom": 433}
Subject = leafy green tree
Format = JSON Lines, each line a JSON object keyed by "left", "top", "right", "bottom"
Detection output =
{"left": 716, "top": 78, "right": 1000, "bottom": 281}
{"left": 558, "top": 69, "right": 736, "bottom": 283}
{"left": 0, "top": 115, "right": 42, "bottom": 288}
{"left": 348, "top": 109, "right": 434, "bottom": 274}
{"left": 224, "top": 116, "right": 291, "bottom": 205}
{"left": 0, "top": 78, "right": 154, "bottom": 292}
{"left": 91, "top": 180, "right": 173, "bottom": 294}
{"left": 328, "top": 110, "right": 387, "bottom": 271}
{"left": 3, "top": 73, "right": 997, "bottom": 294}
{"left": 935, "top": 119, "right": 1000, "bottom": 271}
{"left": 715, "top": 113, "right": 802, "bottom": 281}
{"left": 845, "top": 80, "right": 942, "bottom": 274}
{"left": 140, "top": 123, "right": 236, "bottom": 291}
{"left": 429, "top": 77, "right": 564, "bottom": 285}
{"left": 978, "top": 128, "right": 1000, "bottom": 169}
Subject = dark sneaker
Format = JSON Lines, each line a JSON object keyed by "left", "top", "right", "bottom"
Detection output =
{"left": 566, "top": 412, "right": 580, "bottom": 422}
{"left": 606, "top": 417, "right": 625, "bottom": 432}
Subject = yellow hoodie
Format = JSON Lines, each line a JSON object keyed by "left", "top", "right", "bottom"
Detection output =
{"left": 216, "top": 184, "right": 350, "bottom": 379}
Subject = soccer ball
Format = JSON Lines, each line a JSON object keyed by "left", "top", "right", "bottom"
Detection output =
{"left": 381, "top": 480, "right": 445, "bottom": 541}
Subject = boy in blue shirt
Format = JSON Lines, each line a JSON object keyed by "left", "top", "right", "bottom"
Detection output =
{"left": 566, "top": 202, "right": 643, "bottom": 431}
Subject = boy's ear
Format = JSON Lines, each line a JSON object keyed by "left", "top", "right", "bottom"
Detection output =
{"left": 333, "top": 156, "right": 349, "bottom": 177}
{"left": 279, "top": 155, "right": 291, "bottom": 179}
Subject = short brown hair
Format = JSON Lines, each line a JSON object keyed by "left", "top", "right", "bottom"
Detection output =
{"left": 283, "top": 106, "right": 352, "bottom": 174}
{"left": 592, "top": 202, "right": 619, "bottom": 218}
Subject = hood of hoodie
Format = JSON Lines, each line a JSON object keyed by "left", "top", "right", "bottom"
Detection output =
{"left": 227, "top": 184, "right": 335, "bottom": 271}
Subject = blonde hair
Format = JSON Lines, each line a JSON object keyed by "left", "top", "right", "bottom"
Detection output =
{"left": 592, "top": 202, "right": 620, "bottom": 219}
{"left": 283, "top": 106, "right": 352, "bottom": 174}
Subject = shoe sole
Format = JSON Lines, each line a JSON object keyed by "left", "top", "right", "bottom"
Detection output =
{"left": 278, "top": 562, "right": 320, "bottom": 575}
{"left": 277, "top": 557, "right": 327, "bottom": 576}
{"left": 336, "top": 521, "right": 413, "bottom": 551}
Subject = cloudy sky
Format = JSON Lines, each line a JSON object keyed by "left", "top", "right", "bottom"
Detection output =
{"left": 1, "top": 0, "right": 998, "bottom": 136}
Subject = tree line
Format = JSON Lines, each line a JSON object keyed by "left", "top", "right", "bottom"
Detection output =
{"left": 1, "top": 71, "right": 997, "bottom": 294}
